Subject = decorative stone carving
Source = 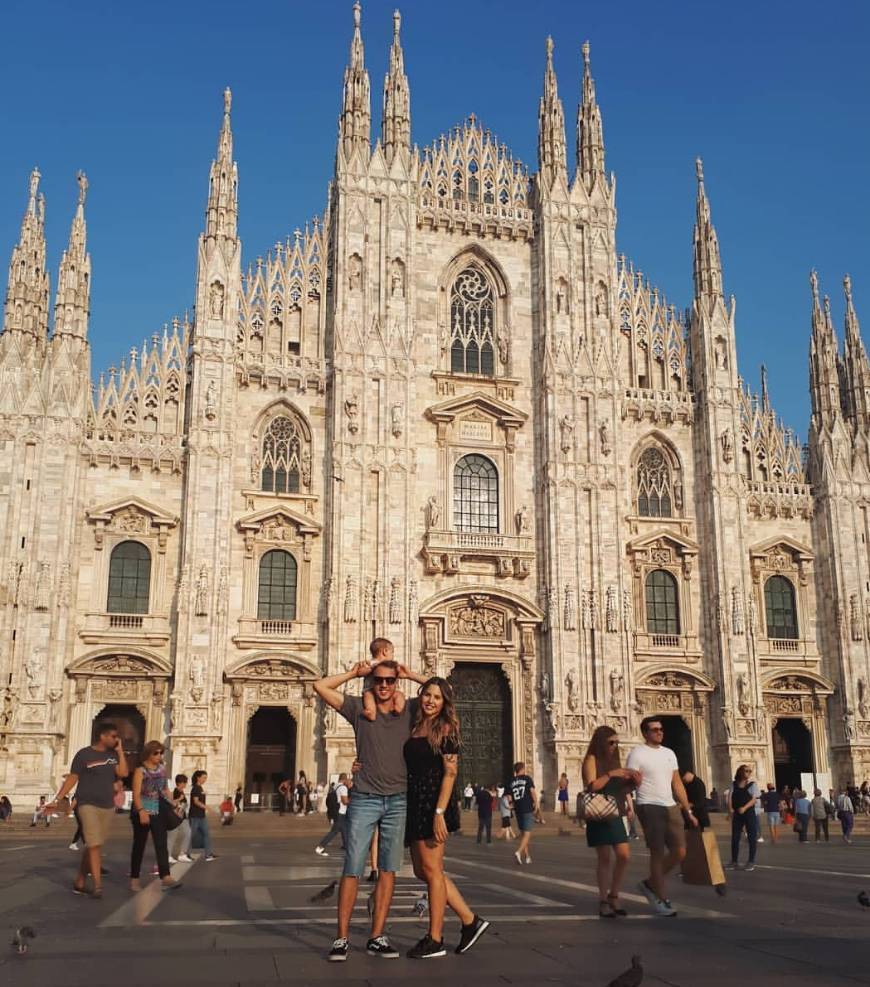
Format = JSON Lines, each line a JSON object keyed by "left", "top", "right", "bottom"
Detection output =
{"left": 189, "top": 655, "right": 205, "bottom": 703}
{"left": 514, "top": 504, "right": 530, "bottom": 535}
{"left": 301, "top": 447, "right": 311, "bottom": 487}
{"left": 344, "top": 575, "right": 357, "bottom": 623}
{"left": 425, "top": 495, "right": 441, "bottom": 531}
{"left": 565, "top": 667, "right": 580, "bottom": 713}
{"left": 850, "top": 594, "right": 863, "bottom": 641}
{"left": 58, "top": 563, "right": 71, "bottom": 607}
{"left": 598, "top": 420, "right": 612, "bottom": 457}
{"left": 92, "top": 654, "right": 151, "bottom": 674}
{"left": 581, "top": 590, "right": 592, "bottom": 630}
{"left": 390, "top": 403, "right": 403, "bottom": 438}
{"left": 34, "top": 561, "right": 51, "bottom": 611}
{"left": 747, "top": 593, "right": 757, "bottom": 635}
{"left": 609, "top": 669, "right": 624, "bottom": 712}
{"left": 344, "top": 393, "right": 359, "bottom": 434}
{"left": 720, "top": 427, "right": 734, "bottom": 462}
{"left": 622, "top": 589, "right": 633, "bottom": 631}
{"left": 605, "top": 586, "right": 617, "bottom": 633}
{"left": 209, "top": 280, "right": 225, "bottom": 318}
{"left": 204, "top": 380, "right": 217, "bottom": 421}
{"left": 736, "top": 673, "right": 750, "bottom": 716}
{"left": 559, "top": 414, "right": 574, "bottom": 454}
{"left": 408, "top": 578, "right": 418, "bottom": 623}
{"left": 390, "top": 257, "right": 405, "bottom": 298}
{"left": 844, "top": 709, "right": 856, "bottom": 741}
{"left": 48, "top": 688, "right": 62, "bottom": 731}
{"left": 194, "top": 564, "right": 209, "bottom": 616}
{"left": 217, "top": 565, "right": 229, "bottom": 617}
{"left": 858, "top": 677, "right": 868, "bottom": 719}
{"left": 449, "top": 600, "right": 505, "bottom": 639}
{"left": 258, "top": 682, "right": 287, "bottom": 701}
{"left": 389, "top": 576, "right": 401, "bottom": 625}
{"left": 24, "top": 651, "right": 44, "bottom": 698}
{"left": 563, "top": 584, "right": 576, "bottom": 631}
{"left": 348, "top": 253, "right": 362, "bottom": 291}
{"left": 731, "top": 585, "right": 744, "bottom": 636}
{"left": 497, "top": 333, "right": 510, "bottom": 367}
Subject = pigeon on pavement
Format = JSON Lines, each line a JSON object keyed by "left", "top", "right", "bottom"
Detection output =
{"left": 309, "top": 880, "right": 337, "bottom": 904}
{"left": 607, "top": 954, "right": 643, "bottom": 987}
{"left": 858, "top": 890, "right": 870, "bottom": 909}
{"left": 11, "top": 927, "right": 36, "bottom": 955}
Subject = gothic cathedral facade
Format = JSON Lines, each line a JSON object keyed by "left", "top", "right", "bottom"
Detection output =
{"left": 1, "top": 5, "right": 869, "bottom": 802}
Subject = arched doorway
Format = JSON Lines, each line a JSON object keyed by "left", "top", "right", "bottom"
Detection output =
{"left": 91, "top": 704, "right": 145, "bottom": 780}
{"left": 447, "top": 663, "right": 513, "bottom": 791}
{"left": 659, "top": 715, "right": 694, "bottom": 773}
{"left": 245, "top": 707, "right": 297, "bottom": 811}
{"left": 772, "top": 718, "right": 813, "bottom": 790}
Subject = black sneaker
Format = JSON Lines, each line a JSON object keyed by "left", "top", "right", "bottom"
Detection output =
{"left": 328, "top": 937, "right": 349, "bottom": 962}
{"left": 455, "top": 914, "right": 490, "bottom": 954}
{"left": 407, "top": 934, "right": 447, "bottom": 959}
{"left": 366, "top": 869, "right": 378, "bottom": 883}
{"left": 366, "top": 935, "right": 399, "bottom": 959}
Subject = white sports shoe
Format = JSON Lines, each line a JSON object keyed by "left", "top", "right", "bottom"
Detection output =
{"left": 178, "top": 853, "right": 193, "bottom": 862}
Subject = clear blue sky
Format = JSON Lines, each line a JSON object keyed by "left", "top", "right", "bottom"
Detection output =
{"left": 1, "top": 1, "right": 867, "bottom": 438}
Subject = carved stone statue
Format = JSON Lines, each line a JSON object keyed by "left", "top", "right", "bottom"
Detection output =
{"left": 34, "top": 561, "right": 51, "bottom": 611}
{"left": 204, "top": 380, "right": 217, "bottom": 421}
{"left": 348, "top": 254, "right": 362, "bottom": 291}
{"left": 609, "top": 669, "right": 624, "bottom": 712}
{"left": 736, "top": 672, "right": 750, "bottom": 716}
{"left": 343, "top": 575, "right": 357, "bottom": 623}
{"left": 301, "top": 447, "right": 311, "bottom": 487}
{"left": 209, "top": 281, "right": 225, "bottom": 319}
{"left": 541, "top": 671, "right": 551, "bottom": 702}
{"left": 390, "top": 260, "right": 404, "bottom": 299}
{"left": 858, "top": 677, "right": 868, "bottom": 719}
{"left": 844, "top": 709, "right": 856, "bottom": 741}
{"left": 565, "top": 667, "right": 580, "bottom": 713}
{"left": 426, "top": 495, "right": 441, "bottom": 531}
{"left": 24, "top": 651, "right": 44, "bottom": 698}
{"left": 731, "top": 586, "right": 744, "bottom": 636}
{"left": 194, "top": 565, "right": 209, "bottom": 617}
{"left": 720, "top": 427, "right": 734, "bottom": 463}
{"left": 389, "top": 576, "right": 401, "bottom": 624}
{"left": 598, "top": 420, "right": 612, "bottom": 457}
{"left": 515, "top": 504, "right": 530, "bottom": 535}
{"left": 497, "top": 334, "right": 510, "bottom": 367}
{"left": 622, "top": 588, "right": 634, "bottom": 631}
{"left": 189, "top": 655, "right": 205, "bottom": 703}
{"left": 605, "top": 585, "right": 618, "bottom": 633}
{"left": 581, "top": 590, "right": 592, "bottom": 630}
{"left": 850, "top": 594, "right": 863, "bottom": 641}
{"left": 344, "top": 393, "right": 360, "bottom": 434}
{"left": 391, "top": 403, "right": 403, "bottom": 438}
{"left": 563, "top": 584, "right": 577, "bottom": 631}
{"left": 559, "top": 414, "right": 574, "bottom": 454}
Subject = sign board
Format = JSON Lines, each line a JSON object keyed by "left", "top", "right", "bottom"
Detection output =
{"left": 250, "top": 793, "right": 260, "bottom": 805}
{"left": 459, "top": 419, "right": 493, "bottom": 442}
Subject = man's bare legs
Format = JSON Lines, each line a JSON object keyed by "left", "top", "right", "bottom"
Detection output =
{"left": 74, "top": 845, "right": 103, "bottom": 892}
{"left": 336, "top": 876, "right": 359, "bottom": 939}
{"left": 336, "top": 870, "right": 396, "bottom": 940}
{"left": 648, "top": 846, "right": 685, "bottom": 901}
{"left": 516, "top": 828, "right": 532, "bottom": 860}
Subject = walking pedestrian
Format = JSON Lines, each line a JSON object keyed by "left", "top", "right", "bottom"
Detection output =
{"left": 463, "top": 783, "right": 474, "bottom": 811}
{"left": 727, "top": 764, "right": 758, "bottom": 871}
{"left": 313, "top": 641, "right": 428, "bottom": 962}
{"left": 509, "top": 762, "right": 537, "bottom": 865}
{"left": 315, "top": 772, "right": 349, "bottom": 855}
{"left": 233, "top": 784, "right": 243, "bottom": 814}
{"left": 188, "top": 770, "right": 217, "bottom": 860}
{"left": 168, "top": 774, "right": 193, "bottom": 863}
{"left": 497, "top": 790, "right": 515, "bottom": 840}
{"left": 404, "top": 677, "right": 489, "bottom": 958}
{"left": 811, "top": 788, "right": 833, "bottom": 842}
{"left": 793, "top": 789, "right": 811, "bottom": 842}
{"left": 836, "top": 789, "right": 855, "bottom": 843}
{"left": 557, "top": 772, "right": 569, "bottom": 816}
{"left": 761, "top": 783, "right": 781, "bottom": 843}
{"left": 46, "top": 720, "right": 128, "bottom": 899}
{"left": 475, "top": 784, "right": 494, "bottom": 844}
{"left": 129, "top": 741, "right": 182, "bottom": 892}
{"left": 277, "top": 775, "right": 291, "bottom": 815}
{"left": 582, "top": 727, "right": 640, "bottom": 918}
{"left": 626, "top": 716, "right": 698, "bottom": 917}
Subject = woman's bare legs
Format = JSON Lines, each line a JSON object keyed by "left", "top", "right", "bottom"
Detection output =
{"left": 594, "top": 845, "right": 612, "bottom": 901}
{"left": 411, "top": 840, "right": 474, "bottom": 942}
{"left": 608, "top": 841, "right": 630, "bottom": 903}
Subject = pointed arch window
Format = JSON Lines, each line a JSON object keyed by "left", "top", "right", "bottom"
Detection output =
{"left": 764, "top": 575, "right": 798, "bottom": 639}
{"left": 453, "top": 454, "right": 499, "bottom": 533}
{"left": 261, "top": 416, "right": 302, "bottom": 494}
{"left": 257, "top": 550, "right": 297, "bottom": 621}
{"left": 450, "top": 267, "right": 495, "bottom": 377}
{"left": 637, "top": 447, "right": 673, "bottom": 517}
{"left": 645, "top": 569, "right": 680, "bottom": 635}
{"left": 107, "top": 541, "right": 151, "bottom": 614}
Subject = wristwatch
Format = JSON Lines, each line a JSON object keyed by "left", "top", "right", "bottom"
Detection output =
{"left": 434, "top": 807, "right": 445, "bottom": 816}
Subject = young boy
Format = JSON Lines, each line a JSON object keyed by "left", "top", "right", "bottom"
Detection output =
{"left": 361, "top": 638, "right": 406, "bottom": 721}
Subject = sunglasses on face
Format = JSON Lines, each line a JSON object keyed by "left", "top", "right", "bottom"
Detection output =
{"left": 373, "top": 676, "right": 397, "bottom": 685}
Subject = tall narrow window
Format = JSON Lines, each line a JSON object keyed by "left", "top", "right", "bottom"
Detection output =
{"left": 450, "top": 267, "right": 496, "bottom": 376}
{"left": 764, "top": 575, "right": 798, "bottom": 639}
{"left": 645, "top": 569, "right": 680, "bottom": 635}
{"left": 257, "top": 550, "right": 297, "bottom": 621}
{"left": 261, "top": 416, "right": 302, "bottom": 494}
{"left": 107, "top": 541, "right": 151, "bottom": 614}
{"left": 637, "top": 447, "right": 673, "bottom": 517}
{"left": 453, "top": 454, "right": 499, "bottom": 533}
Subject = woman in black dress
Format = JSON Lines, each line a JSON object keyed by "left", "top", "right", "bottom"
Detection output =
{"left": 404, "top": 677, "right": 490, "bottom": 960}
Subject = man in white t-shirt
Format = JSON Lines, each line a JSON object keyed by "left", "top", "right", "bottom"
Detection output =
{"left": 626, "top": 716, "right": 697, "bottom": 916}
{"left": 315, "top": 773, "right": 350, "bottom": 856}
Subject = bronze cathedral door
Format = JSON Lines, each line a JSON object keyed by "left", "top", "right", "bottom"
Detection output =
{"left": 447, "top": 663, "right": 513, "bottom": 792}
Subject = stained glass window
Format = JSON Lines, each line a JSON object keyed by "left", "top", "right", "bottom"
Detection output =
{"left": 453, "top": 454, "right": 499, "bottom": 533}
{"left": 450, "top": 267, "right": 495, "bottom": 377}
{"left": 261, "top": 416, "right": 302, "bottom": 494}
{"left": 637, "top": 447, "right": 673, "bottom": 517}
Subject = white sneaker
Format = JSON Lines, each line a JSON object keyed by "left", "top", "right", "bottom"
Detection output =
{"left": 178, "top": 853, "right": 193, "bottom": 862}
{"left": 523, "top": 854, "right": 532, "bottom": 865}
{"left": 168, "top": 856, "right": 178, "bottom": 864}
{"left": 514, "top": 850, "right": 522, "bottom": 866}
{"left": 315, "top": 846, "right": 329, "bottom": 856}
{"left": 68, "top": 842, "right": 79, "bottom": 851}
{"left": 654, "top": 898, "right": 677, "bottom": 917}
{"left": 756, "top": 836, "right": 764, "bottom": 843}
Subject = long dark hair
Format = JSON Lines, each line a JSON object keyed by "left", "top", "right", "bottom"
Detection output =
{"left": 413, "top": 677, "right": 461, "bottom": 754}
{"left": 583, "top": 725, "right": 620, "bottom": 773}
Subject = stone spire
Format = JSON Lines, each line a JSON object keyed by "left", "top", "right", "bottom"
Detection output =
{"left": 2, "top": 167, "right": 50, "bottom": 339}
{"left": 537, "top": 37, "right": 567, "bottom": 186}
{"left": 339, "top": 1, "right": 371, "bottom": 161}
{"left": 576, "top": 41, "right": 605, "bottom": 190}
{"left": 808, "top": 270, "right": 843, "bottom": 428}
{"left": 204, "top": 88, "right": 238, "bottom": 244}
{"left": 841, "top": 274, "right": 870, "bottom": 430}
{"left": 692, "top": 158, "right": 724, "bottom": 301}
{"left": 381, "top": 9, "right": 410, "bottom": 165}
{"left": 53, "top": 171, "right": 91, "bottom": 340}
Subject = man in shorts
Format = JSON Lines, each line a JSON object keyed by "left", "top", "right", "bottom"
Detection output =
{"left": 509, "top": 762, "right": 537, "bottom": 865}
{"left": 313, "top": 641, "right": 427, "bottom": 962}
{"left": 626, "top": 716, "right": 697, "bottom": 916}
{"left": 761, "top": 783, "right": 781, "bottom": 843}
{"left": 46, "top": 721, "right": 129, "bottom": 898}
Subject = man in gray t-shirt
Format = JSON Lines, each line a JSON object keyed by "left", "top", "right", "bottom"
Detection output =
{"left": 314, "top": 639, "right": 427, "bottom": 962}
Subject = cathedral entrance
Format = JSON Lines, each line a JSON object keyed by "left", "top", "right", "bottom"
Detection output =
{"left": 772, "top": 718, "right": 813, "bottom": 790}
{"left": 447, "top": 663, "right": 513, "bottom": 792}
{"left": 659, "top": 715, "right": 694, "bottom": 773}
{"left": 91, "top": 704, "right": 145, "bottom": 780}
{"left": 244, "top": 707, "right": 297, "bottom": 811}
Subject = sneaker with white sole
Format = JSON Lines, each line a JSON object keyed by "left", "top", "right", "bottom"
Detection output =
{"left": 68, "top": 842, "right": 80, "bottom": 851}
{"left": 366, "top": 935, "right": 399, "bottom": 958}
{"left": 178, "top": 853, "right": 193, "bottom": 862}
{"left": 513, "top": 850, "right": 522, "bottom": 866}
{"left": 654, "top": 898, "right": 677, "bottom": 917}
{"left": 743, "top": 863, "right": 756, "bottom": 872}
{"left": 756, "top": 836, "right": 764, "bottom": 843}
{"left": 168, "top": 856, "right": 178, "bottom": 864}
{"left": 407, "top": 934, "right": 446, "bottom": 959}
{"left": 204, "top": 853, "right": 217, "bottom": 861}
{"left": 455, "top": 915, "right": 490, "bottom": 954}
{"left": 328, "top": 937, "right": 349, "bottom": 962}
{"left": 314, "top": 846, "right": 328, "bottom": 856}
{"left": 523, "top": 854, "right": 532, "bottom": 865}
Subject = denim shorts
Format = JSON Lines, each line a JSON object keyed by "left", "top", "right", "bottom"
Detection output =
{"left": 766, "top": 811, "right": 781, "bottom": 826}
{"left": 342, "top": 792, "right": 407, "bottom": 878}
{"left": 516, "top": 811, "right": 535, "bottom": 833}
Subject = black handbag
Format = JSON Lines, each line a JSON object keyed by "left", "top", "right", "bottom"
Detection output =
{"left": 158, "top": 797, "right": 184, "bottom": 831}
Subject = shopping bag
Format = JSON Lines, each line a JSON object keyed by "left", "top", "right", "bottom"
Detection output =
{"left": 682, "top": 828, "right": 725, "bottom": 886}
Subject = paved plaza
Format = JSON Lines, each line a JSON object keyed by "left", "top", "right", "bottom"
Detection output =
{"left": 1, "top": 813, "right": 869, "bottom": 985}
